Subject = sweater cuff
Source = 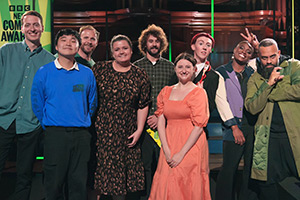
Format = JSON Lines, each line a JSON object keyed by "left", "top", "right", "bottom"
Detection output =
{"left": 223, "top": 118, "right": 238, "bottom": 128}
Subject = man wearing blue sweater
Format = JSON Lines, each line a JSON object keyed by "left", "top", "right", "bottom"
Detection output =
{"left": 31, "top": 28, "right": 97, "bottom": 200}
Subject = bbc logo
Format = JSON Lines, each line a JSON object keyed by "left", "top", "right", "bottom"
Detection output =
{"left": 9, "top": 5, "right": 31, "bottom": 12}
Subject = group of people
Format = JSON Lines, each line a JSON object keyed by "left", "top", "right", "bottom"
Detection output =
{"left": 0, "top": 10, "right": 299, "bottom": 200}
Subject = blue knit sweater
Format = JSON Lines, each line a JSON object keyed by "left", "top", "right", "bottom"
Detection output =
{"left": 31, "top": 61, "right": 97, "bottom": 128}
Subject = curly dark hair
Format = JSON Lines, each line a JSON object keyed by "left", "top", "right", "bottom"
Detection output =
{"left": 138, "top": 24, "right": 168, "bottom": 56}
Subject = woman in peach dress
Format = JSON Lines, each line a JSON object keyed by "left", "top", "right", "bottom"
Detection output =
{"left": 149, "top": 53, "right": 211, "bottom": 200}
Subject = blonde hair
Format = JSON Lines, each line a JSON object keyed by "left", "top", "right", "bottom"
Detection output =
{"left": 79, "top": 25, "right": 100, "bottom": 40}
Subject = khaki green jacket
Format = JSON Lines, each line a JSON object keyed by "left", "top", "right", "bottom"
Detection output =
{"left": 245, "top": 58, "right": 300, "bottom": 181}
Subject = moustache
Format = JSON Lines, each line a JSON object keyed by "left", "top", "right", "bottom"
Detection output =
{"left": 261, "top": 63, "right": 277, "bottom": 79}
{"left": 265, "top": 63, "right": 277, "bottom": 68}
{"left": 151, "top": 46, "right": 159, "bottom": 50}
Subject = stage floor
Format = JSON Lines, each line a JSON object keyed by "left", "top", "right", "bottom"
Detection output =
{"left": 1, "top": 154, "right": 299, "bottom": 200}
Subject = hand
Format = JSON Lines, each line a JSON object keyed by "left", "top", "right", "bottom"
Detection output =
{"left": 163, "top": 146, "right": 172, "bottom": 164}
{"left": 232, "top": 125, "right": 245, "bottom": 145}
{"left": 168, "top": 152, "right": 184, "bottom": 168}
{"left": 127, "top": 130, "right": 142, "bottom": 148}
{"left": 147, "top": 115, "right": 158, "bottom": 129}
{"left": 267, "top": 66, "right": 284, "bottom": 86}
{"left": 240, "top": 28, "right": 259, "bottom": 50}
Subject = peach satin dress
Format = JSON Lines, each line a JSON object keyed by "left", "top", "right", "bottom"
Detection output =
{"left": 149, "top": 86, "right": 211, "bottom": 200}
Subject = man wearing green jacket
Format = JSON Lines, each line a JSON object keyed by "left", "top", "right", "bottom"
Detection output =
{"left": 245, "top": 38, "right": 300, "bottom": 200}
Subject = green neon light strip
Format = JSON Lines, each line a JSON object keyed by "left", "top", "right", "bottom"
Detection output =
{"left": 36, "top": 156, "right": 44, "bottom": 160}
{"left": 169, "top": 41, "right": 172, "bottom": 62}
{"left": 292, "top": 0, "right": 294, "bottom": 59}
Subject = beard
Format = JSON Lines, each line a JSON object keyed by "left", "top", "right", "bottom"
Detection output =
{"left": 81, "top": 44, "right": 94, "bottom": 55}
{"left": 146, "top": 46, "right": 160, "bottom": 57}
{"left": 261, "top": 63, "right": 277, "bottom": 79}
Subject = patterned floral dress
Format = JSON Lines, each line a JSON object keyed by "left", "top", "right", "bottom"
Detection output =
{"left": 91, "top": 61, "right": 151, "bottom": 195}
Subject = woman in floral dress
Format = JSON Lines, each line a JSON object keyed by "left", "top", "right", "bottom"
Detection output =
{"left": 91, "top": 35, "right": 151, "bottom": 200}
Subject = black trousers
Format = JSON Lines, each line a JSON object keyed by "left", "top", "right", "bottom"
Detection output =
{"left": 0, "top": 121, "right": 41, "bottom": 200}
{"left": 140, "top": 131, "right": 160, "bottom": 200}
{"left": 43, "top": 127, "right": 91, "bottom": 200}
{"left": 255, "top": 133, "right": 299, "bottom": 200}
{"left": 215, "top": 131, "right": 258, "bottom": 200}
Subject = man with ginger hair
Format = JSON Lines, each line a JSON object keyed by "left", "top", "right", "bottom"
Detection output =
{"left": 76, "top": 25, "right": 99, "bottom": 68}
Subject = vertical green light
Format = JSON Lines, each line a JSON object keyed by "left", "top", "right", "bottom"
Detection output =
{"left": 169, "top": 41, "right": 172, "bottom": 62}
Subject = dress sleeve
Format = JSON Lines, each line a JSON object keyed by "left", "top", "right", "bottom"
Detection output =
{"left": 138, "top": 68, "right": 151, "bottom": 109}
{"left": 154, "top": 86, "right": 168, "bottom": 117}
{"left": 187, "top": 88, "right": 210, "bottom": 127}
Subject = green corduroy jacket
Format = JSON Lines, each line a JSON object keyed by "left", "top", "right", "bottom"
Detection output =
{"left": 245, "top": 56, "right": 300, "bottom": 181}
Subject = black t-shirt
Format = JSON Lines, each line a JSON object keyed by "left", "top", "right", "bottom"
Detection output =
{"left": 270, "top": 102, "right": 288, "bottom": 137}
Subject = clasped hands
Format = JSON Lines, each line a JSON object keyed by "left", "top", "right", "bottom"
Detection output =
{"left": 163, "top": 148, "right": 184, "bottom": 168}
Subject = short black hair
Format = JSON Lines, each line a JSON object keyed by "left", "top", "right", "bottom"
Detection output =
{"left": 55, "top": 28, "right": 81, "bottom": 47}
{"left": 259, "top": 38, "right": 278, "bottom": 49}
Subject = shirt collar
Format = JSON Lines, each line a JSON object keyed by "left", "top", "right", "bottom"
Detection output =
{"left": 195, "top": 62, "right": 206, "bottom": 77}
{"left": 22, "top": 40, "right": 43, "bottom": 54}
{"left": 196, "top": 62, "right": 206, "bottom": 72}
{"left": 145, "top": 56, "right": 161, "bottom": 66}
{"left": 54, "top": 58, "right": 79, "bottom": 71}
